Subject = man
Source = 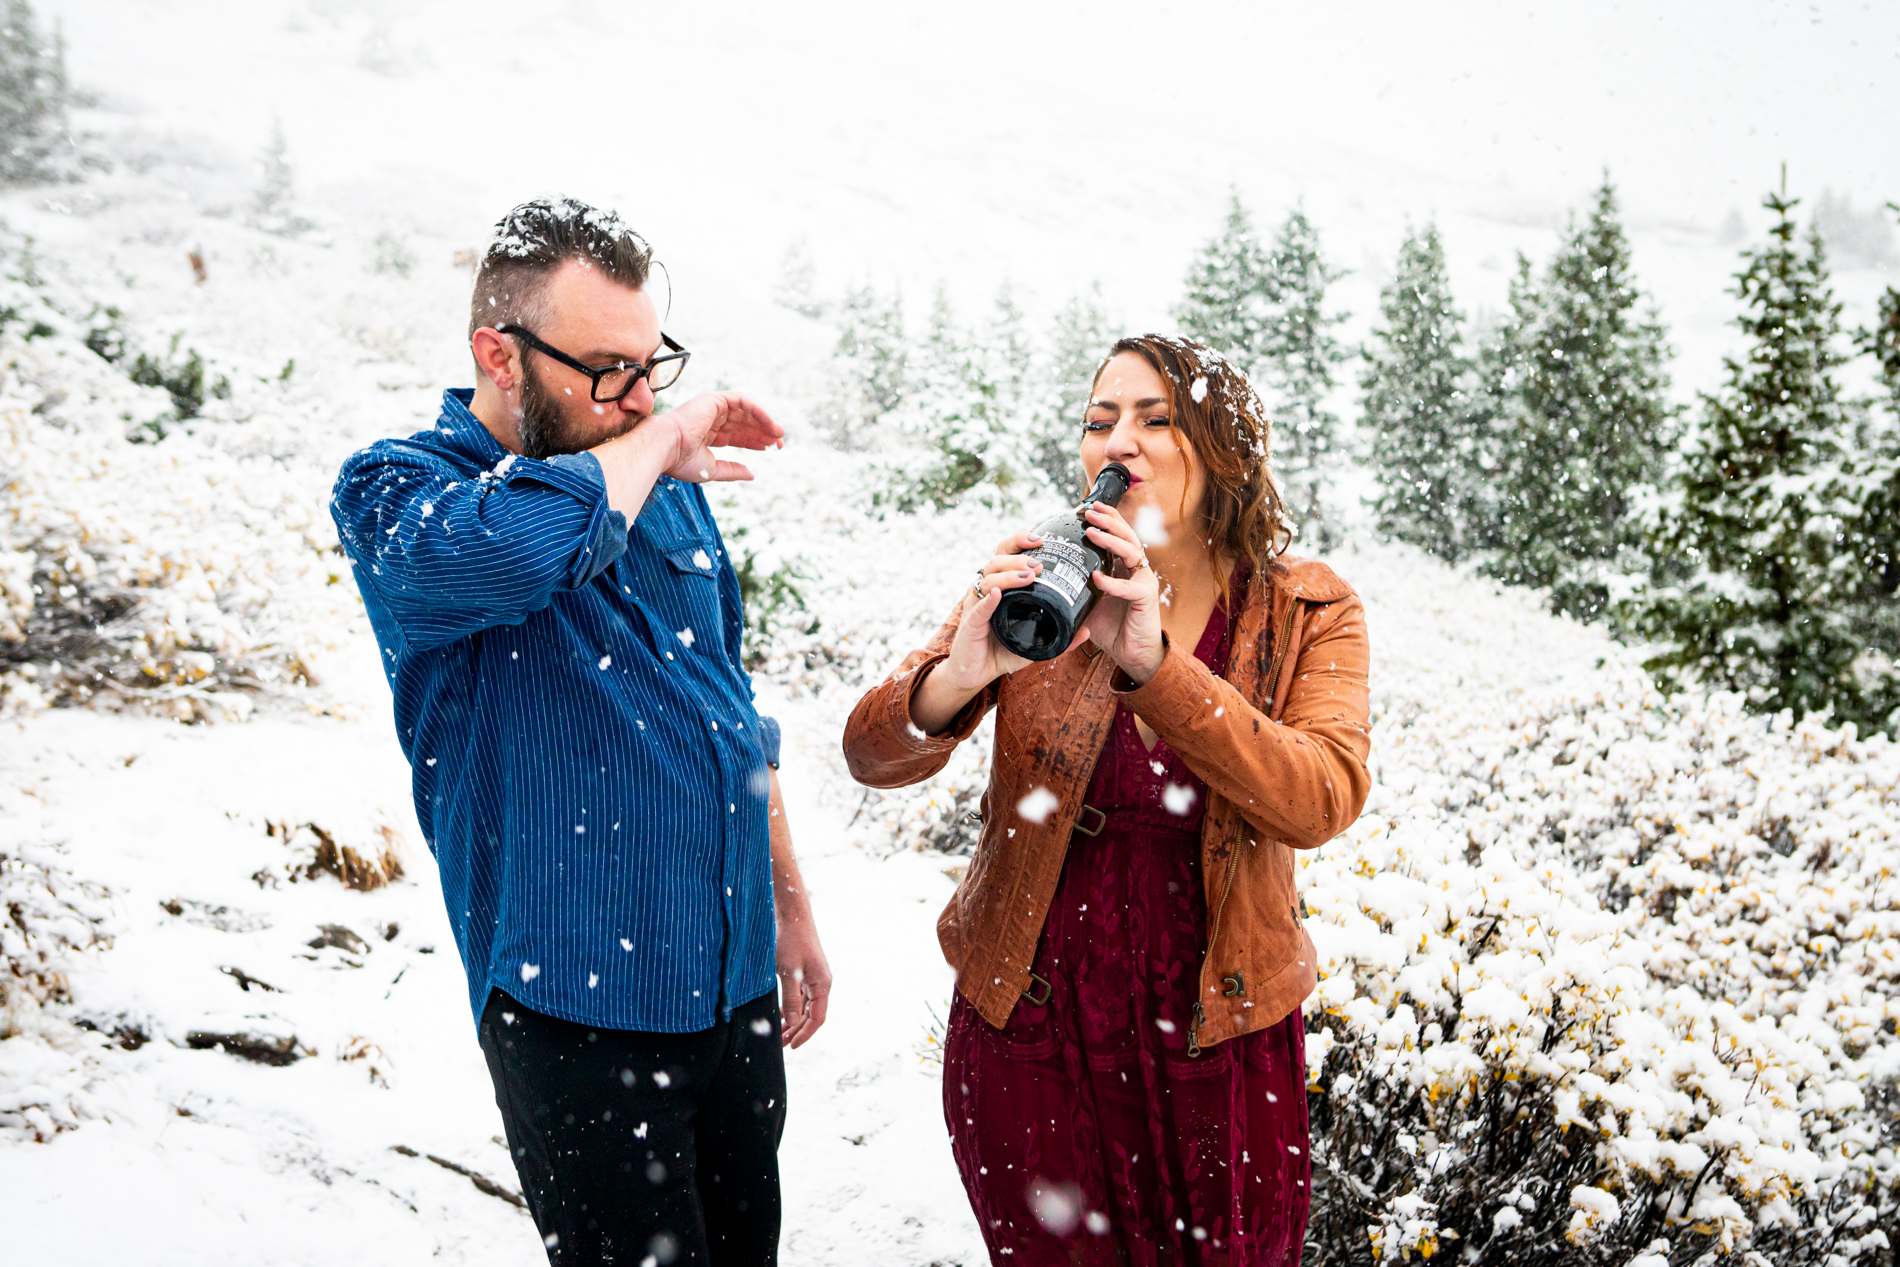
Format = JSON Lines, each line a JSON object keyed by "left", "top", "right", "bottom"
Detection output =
{"left": 331, "top": 198, "right": 830, "bottom": 1266}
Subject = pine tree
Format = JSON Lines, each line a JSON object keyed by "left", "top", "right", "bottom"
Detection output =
{"left": 1639, "top": 186, "right": 1884, "bottom": 726}
{"left": 1176, "top": 195, "right": 1347, "bottom": 546}
{"left": 982, "top": 279, "right": 1033, "bottom": 430}
{"left": 878, "top": 289, "right": 994, "bottom": 512}
{"left": 1863, "top": 207, "right": 1900, "bottom": 411}
{"left": 1025, "top": 284, "right": 1112, "bottom": 495}
{"left": 774, "top": 238, "right": 824, "bottom": 319}
{"left": 876, "top": 283, "right": 1045, "bottom": 513}
{"left": 1174, "top": 190, "right": 1275, "bottom": 373}
{"left": 1361, "top": 222, "right": 1478, "bottom": 561}
{"left": 1844, "top": 204, "right": 1900, "bottom": 674}
{"left": 1261, "top": 205, "right": 1349, "bottom": 544}
{"left": 1483, "top": 178, "right": 1674, "bottom": 620}
{"left": 252, "top": 119, "right": 310, "bottom": 236}
{"left": 816, "top": 282, "right": 905, "bottom": 451}
{"left": 0, "top": 0, "right": 69, "bottom": 186}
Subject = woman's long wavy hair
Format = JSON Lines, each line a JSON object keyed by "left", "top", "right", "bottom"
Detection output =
{"left": 1089, "top": 334, "right": 1294, "bottom": 599}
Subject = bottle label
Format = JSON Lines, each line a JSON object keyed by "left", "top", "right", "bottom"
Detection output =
{"left": 1032, "top": 538, "right": 1092, "bottom": 605}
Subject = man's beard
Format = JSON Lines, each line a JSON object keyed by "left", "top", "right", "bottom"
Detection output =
{"left": 517, "top": 359, "right": 641, "bottom": 460}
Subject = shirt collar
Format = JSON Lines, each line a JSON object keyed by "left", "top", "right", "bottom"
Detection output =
{"left": 435, "top": 388, "right": 511, "bottom": 465}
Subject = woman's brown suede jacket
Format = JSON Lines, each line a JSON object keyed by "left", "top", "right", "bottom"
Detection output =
{"left": 842, "top": 554, "right": 1371, "bottom": 1054}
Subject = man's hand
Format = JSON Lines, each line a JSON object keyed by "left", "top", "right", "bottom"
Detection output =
{"left": 592, "top": 391, "right": 783, "bottom": 518}
{"left": 775, "top": 905, "right": 831, "bottom": 1050}
{"left": 765, "top": 766, "right": 830, "bottom": 1049}
{"left": 650, "top": 391, "right": 784, "bottom": 484}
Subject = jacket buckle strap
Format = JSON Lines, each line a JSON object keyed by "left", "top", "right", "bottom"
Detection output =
{"left": 1022, "top": 973, "right": 1052, "bottom": 1006}
{"left": 1221, "top": 972, "right": 1245, "bottom": 997}
{"left": 1072, "top": 805, "right": 1108, "bottom": 837}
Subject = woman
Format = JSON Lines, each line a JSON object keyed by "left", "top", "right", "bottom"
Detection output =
{"left": 843, "top": 335, "right": 1371, "bottom": 1264}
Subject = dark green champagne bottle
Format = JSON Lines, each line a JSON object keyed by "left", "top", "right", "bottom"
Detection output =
{"left": 990, "top": 462, "right": 1133, "bottom": 661}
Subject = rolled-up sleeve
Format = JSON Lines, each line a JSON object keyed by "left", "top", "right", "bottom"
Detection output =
{"left": 331, "top": 445, "right": 627, "bottom": 649}
{"left": 757, "top": 716, "right": 782, "bottom": 769}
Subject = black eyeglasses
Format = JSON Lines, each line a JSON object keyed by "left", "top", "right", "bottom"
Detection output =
{"left": 495, "top": 324, "right": 690, "bottom": 401}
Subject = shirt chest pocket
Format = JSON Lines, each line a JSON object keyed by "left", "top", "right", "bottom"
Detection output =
{"left": 653, "top": 536, "right": 727, "bottom": 661}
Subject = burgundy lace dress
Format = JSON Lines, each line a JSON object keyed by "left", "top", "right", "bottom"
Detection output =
{"left": 943, "top": 577, "right": 1310, "bottom": 1266}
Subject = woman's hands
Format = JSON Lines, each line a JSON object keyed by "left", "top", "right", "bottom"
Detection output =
{"left": 937, "top": 529, "right": 1054, "bottom": 691}
{"left": 1079, "top": 503, "right": 1166, "bottom": 685}
{"left": 908, "top": 529, "right": 1074, "bottom": 735}
{"left": 908, "top": 513, "right": 1163, "bottom": 736}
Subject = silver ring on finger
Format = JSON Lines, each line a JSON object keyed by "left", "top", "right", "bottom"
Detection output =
{"left": 971, "top": 573, "right": 986, "bottom": 599}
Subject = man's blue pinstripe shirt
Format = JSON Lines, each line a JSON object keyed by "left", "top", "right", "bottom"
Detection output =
{"left": 331, "top": 390, "right": 781, "bottom": 1034}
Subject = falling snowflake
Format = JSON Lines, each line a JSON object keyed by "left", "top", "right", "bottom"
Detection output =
{"left": 1163, "top": 784, "right": 1197, "bottom": 816}
{"left": 520, "top": 962, "right": 541, "bottom": 983}
{"left": 598, "top": 654, "right": 612, "bottom": 669}
{"left": 1134, "top": 505, "right": 1169, "bottom": 546}
{"left": 678, "top": 627, "right": 696, "bottom": 648}
{"left": 1017, "top": 787, "right": 1060, "bottom": 823}
{"left": 1029, "top": 1182, "right": 1084, "bottom": 1236}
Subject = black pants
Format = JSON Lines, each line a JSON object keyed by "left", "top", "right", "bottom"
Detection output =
{"left": 479, "top": 988, "right": 787, "bottom": 1266}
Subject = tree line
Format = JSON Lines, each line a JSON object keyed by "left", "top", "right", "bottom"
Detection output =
{"left": 1361, "top": 177, "right": 1899, "bottom": 734}
{"left": 791, "top": 175, "right": 1900, "bottom": 735}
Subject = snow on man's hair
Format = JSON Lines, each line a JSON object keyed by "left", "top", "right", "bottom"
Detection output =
{"left": 468, "top": 197, "right": 654, "bottom": 339}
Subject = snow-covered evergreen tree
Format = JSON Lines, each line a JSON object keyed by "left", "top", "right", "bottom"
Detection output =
{"left": 876, "top": 288, "right": 1012, "bottom": 513}
{"left": 1638, "top": 188, "right": 1888, "bottom": 727}
{"left": 1482, "top": 179, "right": 1674, "bottom": 620}
{"left": 815, "top": 281, "right": 906, "bottom": 451}
{"left": 774, "top": 238, "right": 824, "bottom": 319}
{"left": 1173, "top": 191, "right": 1274, "bottom": 374}
{"left": 1024, "top": 284, "right": 1112, "bottom": 496}
{"left": 1361, "top": 222, "right": 1480, "bottom": 562}
{"left": 1845, "top": 204, "right": 1900, "bottom": 674}
{"left": 1175, "top": 195, "right": 1347, "bottom": 545}
{"left": 0, "top": 0, "right": 69, "bottom": 186}
{"left": 981, "top": 278, "right": 1032, "bottom": 430}
{"left": 251, "top": 120, "right": 311, "bottom": 237}
{"left": 1864, "top": 209, "right": 1900, "bottom": 411}
{"left": 1260, "top": 205, "right": 1348, "bottom": 542}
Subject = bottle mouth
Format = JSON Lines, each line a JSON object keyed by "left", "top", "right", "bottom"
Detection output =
{"left": 1090, "top": 462, "right": 1133, "bottom": 505}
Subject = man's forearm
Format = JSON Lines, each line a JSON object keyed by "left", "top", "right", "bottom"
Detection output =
{"left": 590, "top": 422, "right": 675, "bottom": 520}
{"left": 766, "top": 769, "right": 813, "bottom": 924}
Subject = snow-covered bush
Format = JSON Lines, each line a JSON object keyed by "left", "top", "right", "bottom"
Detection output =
{"left": 252, "top": 817, "right": 405, "bottom": 892}
{"left": 0, "top": 807, "right": 115, "bottom": 1145}
{"left": 0, "top": 236, "right": 352, "bottom": 720}
{"left": 0, "top": 839, "right": 112, "bottom": 1026}
{"left": 1303, "top": 662, "right": 1900, "bottom": 1264}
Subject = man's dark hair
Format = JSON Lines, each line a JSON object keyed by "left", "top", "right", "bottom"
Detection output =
{"left": 469, "top": 198, "right": 654, "bottom": 339}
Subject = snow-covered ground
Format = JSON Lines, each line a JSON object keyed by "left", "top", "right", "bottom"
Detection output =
{"left": 5, "top": 2, "right": 1900, "bottom": 1263}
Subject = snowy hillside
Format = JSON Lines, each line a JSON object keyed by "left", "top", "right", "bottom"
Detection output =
{"left": 5, "top": 2, "right": 1900, "bottom": 1264}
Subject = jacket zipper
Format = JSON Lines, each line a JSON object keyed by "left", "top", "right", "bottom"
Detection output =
{"left": 1190, "top": 598, "right": 1299, "bottom": 1059}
